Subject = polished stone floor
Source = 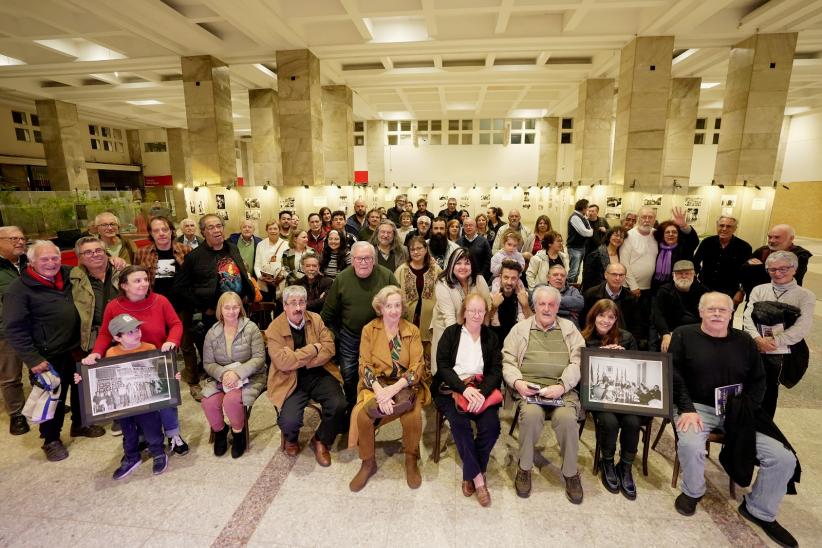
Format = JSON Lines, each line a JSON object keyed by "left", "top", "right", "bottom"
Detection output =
{"left": 0, "top": 243, "right": 819, "bottom": 547}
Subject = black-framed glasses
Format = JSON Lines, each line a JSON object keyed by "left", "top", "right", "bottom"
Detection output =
{"left": 80, "top": 249, "right": 106, "bottom": 257}
{"left": 0, "top": 236, "right": 25, "bottom": 242}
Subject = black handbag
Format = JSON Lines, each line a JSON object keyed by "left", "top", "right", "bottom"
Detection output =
{"left": 751, "top": 301, "right": 809, "bottom": 388}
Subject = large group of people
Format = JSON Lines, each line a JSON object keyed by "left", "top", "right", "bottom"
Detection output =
{"left": 0, "top": 196, "right": 814, "bottom": 548}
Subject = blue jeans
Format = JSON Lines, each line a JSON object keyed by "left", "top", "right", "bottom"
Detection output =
{"left": 159, "top": 407, "right": 180, "bottom": 437}
{"left": 676, "top": 403, "right": 796, "bottom": 521}
{"left": 567, "top": 247, "right": 585, "bottom": 284}
{"left": 121, "top": 411, "right": 165, "bottom": 460}
{"left": 336, "top": 327, "right": 361, "bottom": 411}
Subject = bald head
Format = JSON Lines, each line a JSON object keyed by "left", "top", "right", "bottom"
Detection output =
{"left": 767, "top": 224, "right": 795, "bottom": 251}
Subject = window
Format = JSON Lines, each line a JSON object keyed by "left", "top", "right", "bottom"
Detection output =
{"left": 447, "top": 119, "right": 473, "bottom": 145}
{"left": 694, "top": 133, "right": 705, "bottom": 145}
{"left": 712, "top": 133, "right": 720, "bottom": 145}
{"left": 561, "top": 132, "right": 572, "bottom": 144}
{"left": 714, "top": 118, "right": 722, "bottom": 130}
{"left": 510, "top": 119, "right": 536, "bottom": 145}
{"left": 417, "top": 120, "right": 442, "bottom": 145}
{"left": 144, "top": 142, "right": 168, "bottom": 153}
{"left": 695, "top": 118, "right": 706, "bottom": 130}
{"left": 353, "top": 121, "right": 365, "bottom": 146}
{"left": 88, "top": 124, "right": 125, "bottom": 153}
{"left": 386, "top": 120, "right": 412, "bottom": 146}
{"left": 12, "top": 111, "right": 26, "bottom": 125}
{"left": 12, "top": 110, "right": 40, "bottom": 143}
{"left": 561, "top": 118, "right": 573, "bottom": 130}
{"left": 478, "top": 119, "right": 504, "bottom": 145}
{"left": 14, "top": 128, "right": 30, "bottom": 142}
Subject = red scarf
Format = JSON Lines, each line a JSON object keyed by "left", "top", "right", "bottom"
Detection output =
{"left": 26, "top": 265, "right": 64, "bottom": 290}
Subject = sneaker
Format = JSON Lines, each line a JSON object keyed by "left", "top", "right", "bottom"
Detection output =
{"left": 9, "top": 414, "right": 29, "bottom": 436}
{"left": 152, "top": 454, "right": 168, "bottom": 475}
{"left": 738, "top": 501, "right": 797, "bottom": 548}
{"left": 42, "top": 440, "right": 69, "bottom": 462}
{"left": 564, "top": 473, "right": 584, "bottom": 505}
{"left": 110, "top": 421, "right": 122, "bottom": 436}
{"left": 70, "top": 424, "right": 106, "bottom": 438}
{"left": 168, "top": 435, "right": 189, "bottom": 456}
{"left": 675, "top": 492, "right": 702, "bottom": 516}
{"left": 112, "top": 458, "right": 141, "bottom": 480}
{"left": 514, "top": 465, "right": 532, "bottom": 498}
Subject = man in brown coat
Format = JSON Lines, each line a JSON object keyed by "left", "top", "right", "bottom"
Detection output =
{"left": 266, "top": 285, "right": 346, "bottom": 466}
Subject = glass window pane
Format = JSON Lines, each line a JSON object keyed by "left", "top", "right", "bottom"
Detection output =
{"left": 103, "top": 140, "right": 112, "bottom": 151}
{"left": 525, "top": 119, "right": 535, "bottom": 130}
{"left": 448, "top": 120, "right": 459, "bottom": 131}
{"left": 12, "top": 111, "right": 26, "bottom": 124}
{"left": 695, "top": 118, "right": 706, "bottom": 130}
{"left": 15, "top": 128, "right": 29, "bottom": 141}
{"left": 562, "top": 118, "right": 573, "bottom": 129}
{"left": 561, "top": 132, "right": 572, "bottom": 144}
{"left": 693, "top": 133, "right": 705, "bottom": 145}
{"left": 448, "top": 134, "right": 459, "bottom": 145}
{"left": 511, "top": 134, "right": 522, "bottom": 144}
{"left": 388, "top": 121, "right": 398, "bottom": 132}
{"left": 462, "top": 120, "right": 472, "bottom": 130}
{"left": 524, "top": 133, "right": 535, "bottom": 144}
{"left": 354, "top": 121, "right": 364, "bottom": 132}
{"left": 511, "top": 119, "right": 522, "bottom": 130}
{"left": 113, "top": 129, "right": 122, "bottom": 140}
{"left": 101, "top": 127, "right": 111, "bottom": 137}
{"left": 399, "top": 134, "right": 412, "bottom": 145}
{"left": 493, "top": 133, "right": 503, "bottom": 145}
{"left": 480, "top": 119, "right": 491, "bottom": 130}
{"left": 400, "top": 121, "right": 411, "bottom": 132}
{"left": 430, "top": 134, "right": 441, "bottom": 145}
{"left": 91, "top": 138, "right": 99, "bottom": 149}
{"left": 115, "top": 142, "right": 124, "bottom": 152}
{"left": 388, "top": 135, "right": 398, "bottom": 145}
{"left": 494, "top": 119, "right": 504, "bottom": 130}
{"left": 417, "top": 120, "right": 428, "bottom": 131}
{"left": 479, "top": 133, "right": 490, "bottom": 144}
{"left": 30, "top": 114, "right": 39, "bottom": 126}
{"left": 712, "top": 133, "right": 720, "bottom": 145}
{"left": 33, "top": 130, "right": 42, "bottom": 143}
{"left": 431, "top": 120, "right": 441, "bottom": 131}
{"left": 462, "top": 134, "right": 472, "bottom": 144}
{"left": 89, "top": 125, "right": 96, "bottom": 135}
{"left": 714, "top": 118, "right": 722, "bottom": 130}
{"left": 355, "top": 135, "right": 365, "bottom": 146}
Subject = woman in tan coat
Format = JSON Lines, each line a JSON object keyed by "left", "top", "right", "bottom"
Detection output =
{"left": 348, "top": 286, "right": 430, "bottom": 492}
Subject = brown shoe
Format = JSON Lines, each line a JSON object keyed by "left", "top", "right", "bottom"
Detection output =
{"left": 310, "top": 435, "right": 331, "bottom": 467}
{"left": 283, "top": 440, "right": 300, "bottom": 457}
{"left": 349, "top": 458, "right": 377, "bottom": 492}
{"left": 476, "top": 484, "right": 491, "bottom": 507}
{"left": 405, "top": 454, "right": 422, "bottom": 489}
{"left": 515, "top": 466, "right": 531, "bottom": 498}
{"left": 564, "top": 473, "right": 584, "bottom": 505}
{"left": 189, "top": 383, "right": 203, "bottom": 402}
{"left": 461, "top": 480, "right": 476, "bottom": 497}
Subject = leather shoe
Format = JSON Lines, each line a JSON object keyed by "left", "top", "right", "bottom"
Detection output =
{"left": 9, "top": 414, "right": 29, "bottom": 436}
{"left": 617, "top": 461, "right": 636, "bottom": 500}
{"left": 600, "top": 459, "right": 619, "bottom": 494}
{"left": 564, "top": 473, "right": 584, "bottom": 505}
{"left": 189, "top": 383, "right": 203, "bottom": 402}
{"left": 738, "top": 501, "right": 797, "bottom": 548}
{"left": 675, "top": 493, "right": 702, "bottom": 516}
{"left": 350, "top": 458, "right": 377, "bottom": 492}
{"left": 514, "top": 465, "right": 531, "bottom": 498}
{"left": 461, "top": 480, "right": 476, "bottom": 497}
{"left": 310, "top": 435, "right": 331, "bottom": 467}
{"left": 213, "top": 424, "right": 229, "bottom": 457}
{"left": 476, "top": 484, "right": 491, "bottom": 507}
{"left": 405, "top": 454, "right": 421, "bottom": 489}
{"left": 70, "top": 424, "right": 105, "bottom": 438}
{"left": 282, "top": 439, "right": 300, "bottom": 457}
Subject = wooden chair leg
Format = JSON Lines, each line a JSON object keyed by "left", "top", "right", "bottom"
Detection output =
{"left": 577, "top": 413, "right": 586, "bottom": 438}
{"left": 433, "top": 409, "right": 444, "bottom": 463}
{"left": 641, "top": 418, "right": 652, "bottom": 477}
{"left": 671, "top": 453, "right": 680, "bottom": 488}
{"left": 652, "top": 418, "right": 670, "bottom": 450}
{"left": 592, "top": 417, "right": 601, "bottom": 476}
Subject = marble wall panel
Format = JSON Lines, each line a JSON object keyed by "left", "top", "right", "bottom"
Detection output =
{"left": 249, "top": 89, "right": 283, "bottom": 187}
{"left": 537, "top": 117, "right": 559, "bottom": 183}
{"left": 662, "top": 78, "right": 700, "bottom": 186}
{"left": 35, "top": 99, "right": 90, "bottom": 191}
{"left": 574, "top": 79, "right": 614, "bottom": 184}
{"left": 366, "top": 120, "right": 385, "bottom": 184}
{"left": 166, "top": 128, "right": 190, "bottom": 216}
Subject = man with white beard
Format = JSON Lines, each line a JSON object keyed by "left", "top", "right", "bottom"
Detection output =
{"left": 652, "top": 260, "right": 707, "bottom": 351}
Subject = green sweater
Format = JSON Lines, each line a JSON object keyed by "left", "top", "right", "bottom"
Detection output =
{"left": 321, "top": 264, "right": 398, "bottom": 334}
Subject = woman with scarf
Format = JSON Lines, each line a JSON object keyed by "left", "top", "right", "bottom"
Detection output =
{"left": 651, "top": 209, "right": 698, "bottom": 294}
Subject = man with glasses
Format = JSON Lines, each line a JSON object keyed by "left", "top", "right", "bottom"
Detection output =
{"left": 743, "top": 251, "right": 815, "bottom": 418}
{"left": 0, "top": 226, "right": 29, "bottom": 435}
{"left": 741, "top": 224, "right": 813, "bottom": 300}
{"left": 671, "top": 292, "right": 798, "bottom": 548}
{"left": 266, "top": 285, "right": 346, "bottom": 465}
{"left": 458, "top": 217, "right": 492, "bottom": 282}
{"left": 387, "top": 194, "right": 407, "bottom": 226}
{"left": 693, "top": 216, "right": 751, "bottom": 308}
{"left": 581, "top": 263, "right": 641, "bottom": 337}
{"left": 175, "top": 214, "right": 255, "bottom": 371}
{"left": 321, "top": 241, "right": 398, "bottom": 413}
{"left": 94, "top": 212, "right": 136, "bottom": 264}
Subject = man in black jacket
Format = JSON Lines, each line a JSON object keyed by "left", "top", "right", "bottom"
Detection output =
{"left": 670, "top": 292, "right": 798, "bottom": 548}
{"left": 0, "top": 226, "right": 29, "bottom": 435}
{"left": 652, "top": 260, "right": 706, "bottom": 351}
{"left": 3, "top": 241, "right": 104, "bottom": 462}
{"left": 740, "top": 224, "right": 812, "bottom": 299}
{"left": 457, "top": 217, "right": 491, "bottom": 282}
{"left": 692, "top": 216, "right": 751, "bottom": 307}
{"left": 580, "top": 263, "right": 641, "bottom": 339}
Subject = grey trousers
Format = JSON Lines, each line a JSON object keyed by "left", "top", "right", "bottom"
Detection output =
{"left": 0, "top": 337, "right": 25, "bottom": 416}
{"left": 517, "top": 396, "right": 580, "bottom": 477}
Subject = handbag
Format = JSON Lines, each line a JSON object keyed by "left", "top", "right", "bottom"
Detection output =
{"left": 751, "top": 301, "right": 810, "bottom": 388}
{"left": 452, "top": 374, "right": 503, "bottom": 414}
{"left": 21, "top": 364, "right": 62, "bottom": 424}
{"left": 366, "top": 379, "right": 416, "bottom": 419}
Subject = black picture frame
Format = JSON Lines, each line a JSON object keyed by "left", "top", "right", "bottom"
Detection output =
{"left": 76, "top": 350, "right": 181, "bottom": 427}
{"left": 580, "top": 348, "right": 673, "bottom": 419}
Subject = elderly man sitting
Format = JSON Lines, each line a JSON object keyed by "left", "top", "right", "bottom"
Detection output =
{"left": 546, "top": 264, "right": 583, "bottom": 323}
{"left": 502, "top": 285, "right": 586, "bottom": 504}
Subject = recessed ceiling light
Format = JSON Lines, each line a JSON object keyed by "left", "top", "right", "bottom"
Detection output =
{"left": 363, "top": 17, "right": 429, "bottom": 44}
{"left": 34, "top": 38, "right": 126, "bottom": 62}
{"left": 0, "top": 54, "right": 25, "bottom": 66}
{"left": 378, "top": 111, "right": 414, "bottom": 120}
{"left": 701, "top": 82, "right": 720, "bottom": 89}
{"left": 126, "top": 100, "right": 163, "bottom": 106}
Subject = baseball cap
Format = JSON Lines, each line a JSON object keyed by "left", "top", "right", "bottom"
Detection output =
{"left": 672, "top": 260, "right": 695, "bottom": 272}
{"left": 108, "top": 314, "right": 143, "bottom": 336}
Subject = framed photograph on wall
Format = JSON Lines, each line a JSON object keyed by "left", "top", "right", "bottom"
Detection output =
{"left": 580, "top": 348, "right": 673, "bottom": 419}
{"left": 76, "top": 350, "right": 181, "bottom": 426}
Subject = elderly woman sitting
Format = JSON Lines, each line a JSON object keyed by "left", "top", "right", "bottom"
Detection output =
{"left": 200, "top": 291, "right": 266, "bottom": 458}
{"left": 348, "top": 285, "right": 429, "bottom": 492}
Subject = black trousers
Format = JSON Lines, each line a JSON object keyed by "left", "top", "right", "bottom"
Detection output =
{"left": 594, "top": 411, "right": 641, "bottom": 463}
{"left": 38, "top": 352, "right": 81, "bottom": 443}
{"left": 277, "top": 370, "right": 347, "bottom": 445}
{"left": 434, "top": 392, "right": 501, "bottom": 481}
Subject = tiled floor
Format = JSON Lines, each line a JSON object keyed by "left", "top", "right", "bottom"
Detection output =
{"left": 1, "top": 249, "right": 819, "bottom": 547}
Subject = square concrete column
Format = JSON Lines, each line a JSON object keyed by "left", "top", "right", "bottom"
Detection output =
{"left": 35, "top": 99, "right": 90, "bottom": 191}
{"left": 181, "top": 55, "right": 237, "bottom": 187}
{"left": 322, "top": 85, "right": 354, "bottom": 185}
{"left": 167, "top": 127, "right": 191, "bottom": 219}
{"left": 662, "top": 78, "right": 701, "bottom": 187}
{"left": 612, "top": 36, "right": 675, "bottom": 189}
{"left": 537, "top": 117, "right": 559, "bottom": 183}
{"left": 366, "top": 120, "right": 385, "bottom": 184}
{"left": 249, "top": 89, "right": 283, "bottom": 187}
{"left": 276, "top": 49, "right": 325, "bottom": 186}
{"left": 574, "top": 79, "right": 614, "bottom": 185}
{"left": 714, "top": 33, "right": 798, "bottom": 187}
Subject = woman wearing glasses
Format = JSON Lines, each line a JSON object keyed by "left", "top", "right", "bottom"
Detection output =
{"left": 395, "top": 236, "right": 441, "bottom": 370}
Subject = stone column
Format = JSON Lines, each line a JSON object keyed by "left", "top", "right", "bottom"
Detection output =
{"left": 611, "top": 36, "right": 675, "bottom": 190}
{"left": 714, "top": 33, "right": 798, "bottom": 187}
{"left": 322, "top": 85, "right": 354, "bottom": 185}
{"left": 366, "top": 120, "right": 385, "bottom": 184}
{"left": 276, "top": 49, "right": 324, "bottom": 186}
{"left": 248, "top": 89, "right": 283, "bottom": 187}
{"left": 574, "top": 79, "right": 614, "bottom": 185}
{"left": 662, "top": 78, "right": 701, "bottom": 187}
{"left": 181, "top": 55, "right": 237, "bottom": 187}
{"left": 34, "top": 99, "right": 90, "bottom": 191}
{"left": 537, "top": 117, "right": 559, "bottom": 183}
{"left": 167, "top": 128, "right": 191, "bottom": 220}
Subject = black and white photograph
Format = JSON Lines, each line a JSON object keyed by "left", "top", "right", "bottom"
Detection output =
{"left": 684, "top": 196, "right": 702, "bottom": 208}
{"left": 643, "top": 194, "right": 662, "bottom": 206}
{"left": 215, "top": 194, "right": 226, "bottom": 210}
{"left": 246, "top": 210, "right": 261, "bottom": 221}
{"left": 686, "top": 207, "right": 700, "bottom": 223}
{"left": 580, "top": 348, "right": 673, "bottom": 418}
{"left": 244, "top": 197, "right": 260, "bottom": 209}
{"left": 76, "top": 350, "right": 181, "bottom": 426}
{"left": 606, "top": 196, "right": 622, "bottom": 208}
{"left": 216, "top": 210, "right": 229, "bottom": 221}
{"left": 720, "top": 194, "right": 737, "bottom": 208}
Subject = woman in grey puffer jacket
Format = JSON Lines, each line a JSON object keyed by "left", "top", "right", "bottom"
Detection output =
{"left": 200, "top": 292, "right": 266, "bottom": 458}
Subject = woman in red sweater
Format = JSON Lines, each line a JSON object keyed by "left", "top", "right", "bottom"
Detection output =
{"left": 83, "top": 265, "right": 190, "bottom": 455}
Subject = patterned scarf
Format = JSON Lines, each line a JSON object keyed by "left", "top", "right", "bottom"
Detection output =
{"left": 388, "top": 333, "right": 403, "bottom": 379}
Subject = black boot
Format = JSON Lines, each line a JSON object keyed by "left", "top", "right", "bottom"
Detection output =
{"left": 617, "top": 460, "right": 636, "bottom": 500}
{"left": 231, "top": 430, "right": 247, "bottom": 459}
{"left": 213, "top": 424, "right": 229, "bottom": 457}
{"left": 600, "top": 459, "right": 619, "bottom": 493}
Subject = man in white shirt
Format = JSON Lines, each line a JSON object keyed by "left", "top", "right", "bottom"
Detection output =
{"left": 619, "top": 206, "right": 657, "bottom": 348}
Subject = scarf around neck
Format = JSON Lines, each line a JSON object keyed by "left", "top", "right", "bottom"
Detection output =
{"left": 654, "top": 242, "right": 677, "bottom": 281}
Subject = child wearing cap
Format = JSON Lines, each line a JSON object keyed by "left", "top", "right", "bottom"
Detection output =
{"left": 75, "top": 313, "right": 171, "bottom": 480}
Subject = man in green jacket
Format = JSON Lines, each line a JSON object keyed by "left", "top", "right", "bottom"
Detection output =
{"left": 0, "top": 226, "right": 28, "bottom": 435}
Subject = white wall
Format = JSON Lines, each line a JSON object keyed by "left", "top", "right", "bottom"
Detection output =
{"left": 781, "top": 111, "right": 822, "bottom": 182}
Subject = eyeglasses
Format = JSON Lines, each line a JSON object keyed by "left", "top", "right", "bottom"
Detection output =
{"left": 465, "top": 309, "right": 485, "bottom": 317}
{"left": 717, "top": 224, "right": 736, "bottom": 229}
{"left": 285, "top": 300, "right": 306, "bottom": 307}
{"left": 0, "top": 236, "right": 25, "bottom": 242}
{"left": 96, "top": 223, "right": 118, "bottom": 228}
{"left": 353, "top": 256, "right": 374, "bottom": 264}
{"left": 204, "top": 224, "right": 224, "bottom": 231}
{"left": 80, "top": 249, "right": 106, "bottom": 257}
{"left": 766, "top": 266, "right": 793, "bottom": 274}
